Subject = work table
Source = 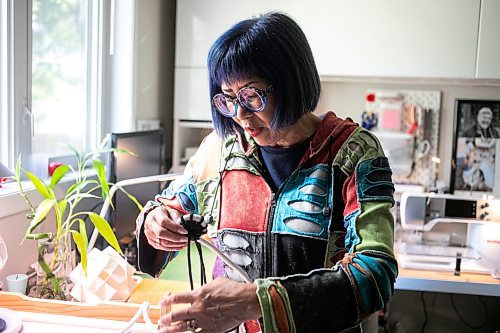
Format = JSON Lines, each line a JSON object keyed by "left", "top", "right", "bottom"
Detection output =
{"left": 395, "top": 267, "right": 500, "bottom": 297}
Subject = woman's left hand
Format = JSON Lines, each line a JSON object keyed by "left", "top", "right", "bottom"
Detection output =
{"left": 158, "top": 277, "right": 261, "bottom": 333}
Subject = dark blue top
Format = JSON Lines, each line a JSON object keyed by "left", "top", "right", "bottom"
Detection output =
{"left": 259, "top": 135, "right": 313, "bottom": 190}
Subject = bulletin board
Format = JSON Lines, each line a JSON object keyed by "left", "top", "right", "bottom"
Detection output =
{"left": 365, "top": 90, "right": 441, "bottom": 189}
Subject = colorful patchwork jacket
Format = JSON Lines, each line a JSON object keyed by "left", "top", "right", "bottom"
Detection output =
{"left": 136, "top": 112, "right": 398, "bottom": 332}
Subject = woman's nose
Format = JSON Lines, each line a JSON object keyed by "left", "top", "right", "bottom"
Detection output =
{"left": 235, "top": 103, "right": 252, "bottom": 120}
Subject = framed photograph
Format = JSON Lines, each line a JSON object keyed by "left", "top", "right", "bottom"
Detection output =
{"left": 450, "top": 99, "right": 500, "bottom": 193}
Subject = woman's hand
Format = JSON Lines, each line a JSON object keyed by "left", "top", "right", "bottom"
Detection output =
{"left": 143, "top": 205, "right": 188, "bottom": 251}
{"left": 158, "top": 278, "right": 262, "bottom": 333}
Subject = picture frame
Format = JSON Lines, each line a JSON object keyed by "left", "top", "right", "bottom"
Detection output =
{"left": 450, "top": 99, "right": 500, "bottom": 194}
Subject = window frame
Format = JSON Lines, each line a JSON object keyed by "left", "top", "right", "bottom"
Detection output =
{"left": 0, "top": 0, "right": 110, "bottom": 170}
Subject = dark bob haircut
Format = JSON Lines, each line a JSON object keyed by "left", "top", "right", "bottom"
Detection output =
{"left": 207, "top": 12, "right": 321, "bottom": 138}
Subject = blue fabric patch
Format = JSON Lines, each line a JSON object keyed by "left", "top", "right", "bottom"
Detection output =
{"left": 272, "top": 164, "right": 333, "bottom": 240}
{"left": 174, "top": 177, "right": 198, "bottom": 213}
{"left": 355, "top": 253, "right": 394, "bottom": 302}
{"left": 344, "top": 209, "right": 361, "bottom": 252}
{"left": 349, "top": 264, "right": 376, "bottom": 314}
{"left": 356, "top": 156, "right": 395, "bottom": 205}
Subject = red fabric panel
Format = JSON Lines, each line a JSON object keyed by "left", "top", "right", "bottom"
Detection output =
{"left": 219, "top": 170, "right": 271, "bottom": 233}
{"left": 156, "top": 197, "right": 189, "bottom": 215}
{"left": 301, "top": 112, "right": 359, "bottom": 168}
{"left": 343, "top": 173, "right": 359, "bottom": 216}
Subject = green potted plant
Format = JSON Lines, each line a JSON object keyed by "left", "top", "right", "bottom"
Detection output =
{"left": 13, "top": 147, "right": 141, "bottom": 300}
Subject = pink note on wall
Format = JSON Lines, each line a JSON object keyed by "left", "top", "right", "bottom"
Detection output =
{"left": 379, "top": 108, "right": 401, "bottom": 130}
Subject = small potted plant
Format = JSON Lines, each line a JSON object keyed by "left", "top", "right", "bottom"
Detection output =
{"left": 13, "top": 147, "right": 140, "bottom": 300}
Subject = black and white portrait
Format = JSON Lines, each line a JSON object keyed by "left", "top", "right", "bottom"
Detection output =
{"left": 452, "top": 99, "right": 500, "bottom": 193}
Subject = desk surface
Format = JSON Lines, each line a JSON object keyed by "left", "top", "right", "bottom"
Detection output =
{"left": 395, "top": 267, "right": 500, "bottom": 296}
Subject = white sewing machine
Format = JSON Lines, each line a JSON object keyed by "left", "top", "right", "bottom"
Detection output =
{"left": 397, "top": 192, "right": 500, "bottom": 275}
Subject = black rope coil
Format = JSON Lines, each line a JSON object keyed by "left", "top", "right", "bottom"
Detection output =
{"left": 179, "top": 214, "right": 208, "bottom": 290}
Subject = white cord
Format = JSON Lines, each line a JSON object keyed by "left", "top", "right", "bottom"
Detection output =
{"left": 115, "top": 238, "right": 251, "bottom": 333}
{"left": 198, "top": 237, "right": 252, "bottom": 284}
{"left": 118, "top": 301, "right": 157, "bottom": 333}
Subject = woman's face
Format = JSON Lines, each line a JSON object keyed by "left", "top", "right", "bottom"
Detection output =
{"left": 477, "top": 108, "right": 493, "bottom": 129}
{"left": 221, "top": 77, "right": 283, "bottom": 147}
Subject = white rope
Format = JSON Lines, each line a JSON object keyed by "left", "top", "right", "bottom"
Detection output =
{"left": 117, "top": 301, "right": 157, "bottom": 333}
{"left": 115, "top": 239, "right": 252, "bottom": 333}
{"left": 198, "top": 237, "right": 252, "bottom": 284}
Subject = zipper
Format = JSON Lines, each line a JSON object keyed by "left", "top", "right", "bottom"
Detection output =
{"left": 244, "top": 154, "right": 276, "bottom": 277}
{"left": 266, "top": 193, "right": 276, "bottom": 277}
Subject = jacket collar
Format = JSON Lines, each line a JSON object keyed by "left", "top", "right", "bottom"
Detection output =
{"left": 235, "top": 112, "right": 358, "bottom": 161}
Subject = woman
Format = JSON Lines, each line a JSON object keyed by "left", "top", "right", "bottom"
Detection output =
{"left": 137, "top": 12, "right": 397, "bottom": 333}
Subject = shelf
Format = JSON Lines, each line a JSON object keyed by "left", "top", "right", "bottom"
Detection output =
{"left": 178, "top": 120, "right": 213, "bottom": 129}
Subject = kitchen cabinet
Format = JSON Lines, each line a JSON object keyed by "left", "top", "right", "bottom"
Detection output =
{"left": 299, "top": 0, "right": 480, "bottom": 79}
{"left": 174, "top": 68, "right": 211, "bottom": 121}
{"left": 175, "top": 0, "right": 302, "bottom": 68}
{"left": 476, "top": 0, "right": 500, "bottom": 79}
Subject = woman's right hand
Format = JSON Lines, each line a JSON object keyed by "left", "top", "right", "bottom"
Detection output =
{"left": 143, "top": 206, "right": 189, "bottom": 251}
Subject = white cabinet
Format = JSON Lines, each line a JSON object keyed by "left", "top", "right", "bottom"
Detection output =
{"left": 476, "top": 0, "right": 500, "bottom": 79}
{"left": 174, "top": 68, "right": 212, "bottom": 121}
{"left": 175, "top": 0, "right": 303, "bottom": 67}
{"left": 299, "top": 0, "right": 481, "bottom": 79}
{"left": 172, "top": 120, "right": 213, "bottom": 171}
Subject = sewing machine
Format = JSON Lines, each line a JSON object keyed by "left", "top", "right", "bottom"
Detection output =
{"left": 397, "top": 192, "right": 500, "bottom": 275}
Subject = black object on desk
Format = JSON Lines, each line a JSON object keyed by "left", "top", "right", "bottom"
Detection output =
{"left": 454, "top": 252, "right": 462, "bottom": 276}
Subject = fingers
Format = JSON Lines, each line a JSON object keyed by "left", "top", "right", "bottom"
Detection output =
{"left": 144, "top": 206, "right": 188, "bottom": 250}
{"left": 158, "top": 320, "right": 193, "bottom": 333}
{"left": 162, "top": 292, "right": 196, "bottom": 312}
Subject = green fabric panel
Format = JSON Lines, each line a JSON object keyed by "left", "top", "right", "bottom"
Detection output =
{"left": 354, "top": 201, "right": 394, "bottom": 256}
{"left": 334, "top": 128, "right": 385, "bottom": 176}
{"left": 159, "top": 243, "right": 216, "bottom": 282}
{"left": 274, "top": 281, "right": 296, "bottom": 333}
{"left": 255, "top": 279, "right": 280, "bottom": 333}
{"left": 195, "top": 177, "right": 219, "bottom": 237}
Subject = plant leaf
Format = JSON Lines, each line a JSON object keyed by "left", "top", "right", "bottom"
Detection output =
{"left": 58, "top": 199, "right": 68, "bottom": 220}
{"left": 66, "top": 179, "right": 98, "bottom": 197}
{"left": 15, "top": 157, "right": 22, "bottom": 181}
{"left": 117, "top": 186, "right": 144, "bottom": 211}
{"left": 92, "top": 159, "right": 109, "bottom": 200}
{"left": 95, "top": 147, "right": 137, "bottom": 156}
{"left": 66, "top": 193, "right": 101, "bottom": 203}
{"left": 71, "top": 230, "right": 88, "bottom": 276}
{"left": 78, "top": 218, "right": 88, "bottom": 250}
{"left": 26, "top": 171, "right": 52, "bottom": 199}
{"left": 88, "top": 212, "right": 122, "bottom": 254}
{"left": 49, "top": 164, "right": 70, "bottom": 188}
{"left": 26, "top": 198, "right": 55, "bottom": 235}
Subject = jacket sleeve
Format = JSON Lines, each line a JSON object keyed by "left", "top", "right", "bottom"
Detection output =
{"left": 136, "top": 131, "right": 222, "bottom": 276}
{"left": 255, "top": 128, "right": 398, "bottom": 333}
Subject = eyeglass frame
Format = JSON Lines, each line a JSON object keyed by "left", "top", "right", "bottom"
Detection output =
{"left": 212, "top": 84, "right": 274, "bottom": 117}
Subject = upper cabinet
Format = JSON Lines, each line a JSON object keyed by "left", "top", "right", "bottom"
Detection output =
{"left": 176, "top": 0, "right": 498, "bottom": 83}
{"left": 175, "top": 0, "right": 302, "bottom": 68}
{"left": 299, "top": 0, "right": 480, "bottom": 79}
{"left": 476, "top": 0, "right": 500, "bottom": 79}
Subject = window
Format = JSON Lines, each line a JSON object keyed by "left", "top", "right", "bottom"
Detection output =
{"left": 31, "top": 0, "right": 92, "bottom": 156}
{"left": 0, "top": 0, "right": 105, "bottom": 169}
{"left": 0, "top": 0, "right": 137, "bottom": 171}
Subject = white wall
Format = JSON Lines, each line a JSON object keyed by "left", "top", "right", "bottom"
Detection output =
{"left": 317, "top": 81, "right": 500, "bottom": 188}
{"left": 135, "top": 0, "right": 176, "bottom": 169}
{"left": 0, "top": 210, "right": 39, "bottom": 287}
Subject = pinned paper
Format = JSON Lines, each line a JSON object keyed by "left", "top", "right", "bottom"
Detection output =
{"left": 69, "top": 247, "right": 141, "bottom": 303}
